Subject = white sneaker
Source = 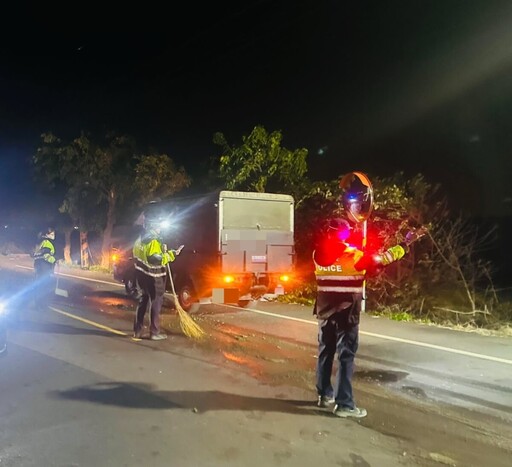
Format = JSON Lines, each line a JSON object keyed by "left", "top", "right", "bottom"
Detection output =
{"left": 317, "top": 395, "right": 335, "bottom": 408}
{"left": 333, "top": 404, "right": 367, "bottom": 418}
{"left": 150, "top": 333, "right": 168, "bottom": 341}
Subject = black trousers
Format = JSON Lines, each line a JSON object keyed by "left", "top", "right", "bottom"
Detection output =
{"left": 33, "top": 261, "right": 55, "bottom": 310}
{"left": 315, "top": 297, "right": 361, "bottom": 409}
{"left": 134, "top": 271, "right": 166, "bottom": 336}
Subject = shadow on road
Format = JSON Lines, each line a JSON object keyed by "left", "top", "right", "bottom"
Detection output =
{"left": 10, "top": 320, "right": 115, "bottom": 338}
{"left": 52, "top": 382, "right": 325, "bottom": 416}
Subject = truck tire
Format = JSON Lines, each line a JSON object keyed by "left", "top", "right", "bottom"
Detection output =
{"left": 237, "top": 299, "right": 259, "bottom": 309}
{"left": 176, "top": 282, "right": 200, "bottom": 314}
{"left": 124, "top": 269, "right": 140, "bottom": 300}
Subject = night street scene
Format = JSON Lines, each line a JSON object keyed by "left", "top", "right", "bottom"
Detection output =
{"left": 1, "top": 1, "right": 512, "bottom": 466}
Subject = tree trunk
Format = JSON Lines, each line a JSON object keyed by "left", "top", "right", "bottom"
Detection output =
{"left": 63, "top": 228, "right": 72, "bottom": 264}
{"left": 80, "top": 230, "right": 90, "bottom": 268}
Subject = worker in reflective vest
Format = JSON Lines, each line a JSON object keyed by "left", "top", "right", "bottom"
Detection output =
{"left": 33, "top": 227, "right": 57, "bottom": 309}
{"left": 312, "top": 218, "right": 424, "bottom": 418}
{"left": 132, "top": 212, "right": 182, "bottom": 341}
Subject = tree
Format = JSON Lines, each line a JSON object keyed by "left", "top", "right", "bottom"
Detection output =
{"left": 33, "top": 131, "right": 191, "bottom": 268}
{"left": 213, "top": 125, "right": 308, "bottom": 197}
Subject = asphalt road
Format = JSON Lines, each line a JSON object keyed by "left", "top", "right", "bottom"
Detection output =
{"left": 1, "top": 254, "right": 512, "bottom": 466}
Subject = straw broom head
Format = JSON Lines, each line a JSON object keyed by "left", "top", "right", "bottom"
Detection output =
{"left": 174, "top": 294, "right": 205, "bottom": 339}
{"left": 166, "top": 262, "right": 205, "bottom": 339}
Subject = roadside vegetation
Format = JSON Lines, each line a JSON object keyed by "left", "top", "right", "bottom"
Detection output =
{"left": 213, "top": 126, "right": 512, "bottom": 333}
{"left": 6, "top": 124, "right": 503, "bottom": 334}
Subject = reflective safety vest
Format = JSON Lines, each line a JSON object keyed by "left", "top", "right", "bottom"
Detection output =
{"left": 313, "top": 245, "right": 365, "bottom": 294}
{"left": 34, "top": 238, "right": 56, "bottom": 265}
{"left": 313, "top": 243, "right": 407, "bottom": 295}
{"left": 133, "top": 231, "right": 175, "bottom": 278}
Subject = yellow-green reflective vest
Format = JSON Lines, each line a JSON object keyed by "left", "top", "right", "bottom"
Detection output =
{"left": 133, "top": 234, "right": 175, "bottom": 278}
{"left": 34, "top": 239, "right": 56, "bottom": 265}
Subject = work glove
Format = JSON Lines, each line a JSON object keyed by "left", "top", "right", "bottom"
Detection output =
{"left": 172, "top": 245, "right": 184, "bottom": 256}
{"left": 405, "top": 226, "right": 427, "bottom": 246}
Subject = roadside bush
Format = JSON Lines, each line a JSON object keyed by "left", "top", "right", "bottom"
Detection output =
{"left": 278, "top": 282, "right": 316, "bottom": 306}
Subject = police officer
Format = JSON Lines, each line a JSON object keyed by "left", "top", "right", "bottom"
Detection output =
{"left": 313, "top": 217, "right": 425, "bottom": 418}
{"left": 132, "top": 210, "right": 182, "bottom": 340}
{"left": 33, "top": 227, "right": 57, "bottom": 309}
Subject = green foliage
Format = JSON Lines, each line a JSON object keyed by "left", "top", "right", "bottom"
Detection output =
{"left": 277, "top": 282, "right": 316, "bottom": 306}
{"left": 287, "top": 169, "right": 511, "bottom": 329}
{"left": 34, "top": 132, "right": 137, "bottom": 231}
{"left": 389, "top": 311, "right": 413, "bottom": 322}
{"left": 33, "top": 131, "right": 191, "bottom": 267}
{"left": 214, "top": 125, "right": 308, "bottom": 197}
{"left": 134, "top": 154, "right": 191, "bottom": 206}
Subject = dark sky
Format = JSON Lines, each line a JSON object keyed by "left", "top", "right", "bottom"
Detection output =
{"left": 2, "top": 0, "right": 512, "bottom": 219}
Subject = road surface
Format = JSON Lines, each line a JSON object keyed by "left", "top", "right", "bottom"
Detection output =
{"left": 1, "top": 254, "right": 511, "bottom": 466}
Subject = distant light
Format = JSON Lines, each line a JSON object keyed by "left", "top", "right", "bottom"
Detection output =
{"left": 317, "top": 146, "right": 328, "bottom": 156}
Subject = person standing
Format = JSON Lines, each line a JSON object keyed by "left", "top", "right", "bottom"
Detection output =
{"left": 33, "top": 227, "right": 57, "bottom": 309}
{"left": 132, "top": 212, "right": 182, "bottom": 341}
{"left": 313, "top": 217, "right": 425, "bottom": 418}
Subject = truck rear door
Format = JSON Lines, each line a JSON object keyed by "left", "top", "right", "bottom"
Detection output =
{"left": 218, "top": 191, "right": 294, "bottom": 273}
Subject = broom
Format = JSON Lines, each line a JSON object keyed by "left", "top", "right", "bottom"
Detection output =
{"left": 165, "top": 262, "right": 205, "bottom": 339}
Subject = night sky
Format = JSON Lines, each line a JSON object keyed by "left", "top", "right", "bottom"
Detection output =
{"left": 1, "top": 0, "right": 512, "bottom": 220}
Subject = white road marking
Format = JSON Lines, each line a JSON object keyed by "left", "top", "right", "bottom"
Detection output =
{"left": 16, "top": 264, "right": 124, "bottom": 287}
{"left": 223, "top": 304, "right": 512, "bottom": 366}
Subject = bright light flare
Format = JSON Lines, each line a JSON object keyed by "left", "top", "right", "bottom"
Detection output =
{"left": 159, "top": 219, "right": 171, "bottom": 230}
{"left": 223, "top": 275, "right": 235, "bottom": 284}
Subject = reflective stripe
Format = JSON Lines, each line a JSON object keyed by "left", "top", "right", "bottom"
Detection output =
{"left": 316, "top": 275, "right": 364, "bottom": 280}
{"left": 381, "top": 245, "right": 406, "bottom": 265}
{"left": 317, "top": 285, "right": 363, "bottom": 293}
{"left": 134, "top": 259, "right": 166, "bottom": 278}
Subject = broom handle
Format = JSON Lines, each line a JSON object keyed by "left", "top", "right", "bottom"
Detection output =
{"left": 165, "top": 262, "right": 178, "bottom": 296}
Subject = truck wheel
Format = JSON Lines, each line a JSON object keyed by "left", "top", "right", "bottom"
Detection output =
{"left": 237, "top": 299, "right": 258, "bottom": 309}
{"left": 177, "top": 282, "right": 200, "bottom": 314}
{"left": 125, "top": 277, "right": 140, "bottom": 300}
